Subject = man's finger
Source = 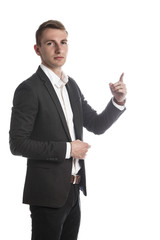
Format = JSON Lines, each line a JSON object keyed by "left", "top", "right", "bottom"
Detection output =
{"left": 119, "top": 73, "right": 124, "bottom": 82}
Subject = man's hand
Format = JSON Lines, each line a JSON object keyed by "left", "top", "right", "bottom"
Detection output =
{"left": 109, "top": 73, "right": 127, "bottom": 105}
{"left": 71, "top": 140, "right": 91, "bottom": 159}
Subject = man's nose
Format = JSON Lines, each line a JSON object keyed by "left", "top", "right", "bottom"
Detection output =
{"left": 55, "top": 44, "right": 62, "bottom": 53}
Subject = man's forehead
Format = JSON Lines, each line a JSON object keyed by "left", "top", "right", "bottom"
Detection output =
{"left": 41, "top": 28, "right": 68, "bottom": 40}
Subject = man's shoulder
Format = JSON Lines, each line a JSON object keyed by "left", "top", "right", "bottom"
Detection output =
{"left": 16, "top": 67, "right": 42, "bottom": 90}
{"left": 68, "top": 76, "right": 79, "bottom": 89}
{"left": 68, "top": 75, "right": 75, "bottom": 83}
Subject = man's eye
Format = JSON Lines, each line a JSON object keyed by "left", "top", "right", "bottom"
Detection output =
{"left": 62, "top": 41, "right": 67, "bottom": 45}
{"left": 47, "top": 42, "right": 56, "bottom": 46}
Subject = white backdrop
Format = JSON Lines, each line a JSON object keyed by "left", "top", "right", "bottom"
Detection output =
{"left": 1, "top": 0, "right": 160, "bottom": 239}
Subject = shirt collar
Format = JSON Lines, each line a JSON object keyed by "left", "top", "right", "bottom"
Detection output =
{"left": 40, "top": 64, "right": 68, "bottom": 88}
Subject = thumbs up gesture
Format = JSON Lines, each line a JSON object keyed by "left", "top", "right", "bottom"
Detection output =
{"left": 109, "top": 73, "right": 127, "bottom": 105}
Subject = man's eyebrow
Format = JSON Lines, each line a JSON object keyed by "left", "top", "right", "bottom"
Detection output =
{"left": 44, "top": 39, "right": 68, "bottom": 43}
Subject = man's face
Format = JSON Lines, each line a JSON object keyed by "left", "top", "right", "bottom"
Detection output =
{"left": 34, "top": 28, "right": 68, "bottom": 73}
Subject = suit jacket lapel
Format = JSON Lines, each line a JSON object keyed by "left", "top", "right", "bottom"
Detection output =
{"left": 66, "top": 79, "right": 82, "bottom": 140}
{"left": 37, "top": 67, "right": 71, "bottom": 141}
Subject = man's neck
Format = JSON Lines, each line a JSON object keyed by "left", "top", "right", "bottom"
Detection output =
{"left": 41, "top": 63, "right": 62, "bottom": 78}
{"left": 52, "top": 68, "right": 62, "bottom": 78}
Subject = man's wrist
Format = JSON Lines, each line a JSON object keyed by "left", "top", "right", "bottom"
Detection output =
{"left": 113, "top": 97, "right": 126, "bottom": 106}
{"left": 112, "top": 98, "right": 125, "bottom": 111}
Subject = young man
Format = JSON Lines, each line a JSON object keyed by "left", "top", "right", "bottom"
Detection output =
{"left": 9, "top": 20, "right": 127, "bottom": 240}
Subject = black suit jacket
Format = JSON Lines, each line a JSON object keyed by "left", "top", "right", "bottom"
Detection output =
{"left": 9, "top": 66, "right": 125, "bottom": 208}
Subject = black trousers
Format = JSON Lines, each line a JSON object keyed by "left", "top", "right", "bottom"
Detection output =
{"left": 30, "top": 184, "right": 80, "bottom": 240}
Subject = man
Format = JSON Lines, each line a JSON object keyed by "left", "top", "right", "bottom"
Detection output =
{"left": 9, "top": 20, "right": 127, "bottom": 240}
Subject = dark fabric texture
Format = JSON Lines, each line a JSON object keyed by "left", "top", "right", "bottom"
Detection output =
{"left": 30, "top": 184, "right": 80, "bottom": 240}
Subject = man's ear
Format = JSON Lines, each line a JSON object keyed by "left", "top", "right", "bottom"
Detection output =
{"left": 34, "top": 44, "right": 41, "bottom": 56}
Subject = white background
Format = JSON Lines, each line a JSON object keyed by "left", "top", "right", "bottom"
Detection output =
{"left": 1, "top": 0, "right": 160, "bottom": 239}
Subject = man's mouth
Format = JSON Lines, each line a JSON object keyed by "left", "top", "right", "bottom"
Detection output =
{"left": 54, "top": 56, "right": 64, "bottom": 60}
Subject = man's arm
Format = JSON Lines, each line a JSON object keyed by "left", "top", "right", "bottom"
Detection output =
{"left": 82, "top": 98, "right": 125, "bottom": 135}
{"left": 80, "top": 73, "right": 127, "bottom": 135}
{"left": 9, "top": 82, "right": 66, "bottom": 162}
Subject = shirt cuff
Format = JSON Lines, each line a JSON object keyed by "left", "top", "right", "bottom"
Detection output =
{"left": 65, "top": 142, "right": 71, "bottom": 159}
{"left": 112, "top": 98, "right": 125, "bottom": 111}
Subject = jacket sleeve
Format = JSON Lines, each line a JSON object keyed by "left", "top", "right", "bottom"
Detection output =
{"left": 9, "top": 82, "right": 66, "bottom": 162}
{"left": 81, "top": 92, "right": 126, "bottom": 135}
